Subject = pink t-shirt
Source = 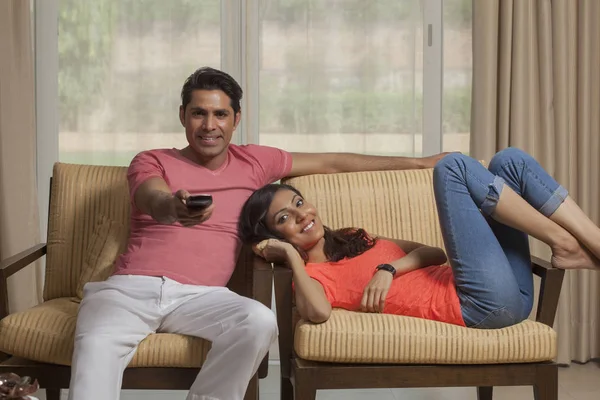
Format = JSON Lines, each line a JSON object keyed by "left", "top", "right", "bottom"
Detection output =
{"left": 112, "top": 145, "right": 292, "bottom": 286}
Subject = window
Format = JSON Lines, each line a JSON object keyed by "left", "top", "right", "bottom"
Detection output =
{"left": 37, "top": 0, "right": 472, "bottom": 163}
{"left": 258, "top": 0, "right": 425, "bottom": 156}
{"left": 442, "top": 0, "right": 472, "bottom": 154}
{"left": 258, "top": 0, "right": 472, "bottom": 157}
{"left": 56, "top": 0, "right": 221, "bottom": 166}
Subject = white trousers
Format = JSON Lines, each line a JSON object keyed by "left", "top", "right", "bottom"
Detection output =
{"left": 68, "top": 275, "right": 278, "bottom": 400}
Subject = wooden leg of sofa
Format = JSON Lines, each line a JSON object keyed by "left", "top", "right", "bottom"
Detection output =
{"left": 280, "top": 376, "right": 293, "bottom": 400}
{"left": 293, "top": 370, "right": 316, "bottom": 400}
{"left": 244, "top": 374, "right": 259, "bottom": 400}
{"left": 477, "top": 386, "right": 493, "bottom": 400}
{"left": 258, "top": 354, "right": 269, "bottom": 379}
{"left": 46, "top": 389, "right": 61, "bottom": 400}
{"left": 534, "top": 364, "right": 558, "bottom": 400}
{"left": 294, "top": 383, "right": 316, "bottom": 400}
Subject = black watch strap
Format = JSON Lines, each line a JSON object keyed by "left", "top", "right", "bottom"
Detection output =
{"left": 376, "top": 263, "right": 396, "bottom": 277}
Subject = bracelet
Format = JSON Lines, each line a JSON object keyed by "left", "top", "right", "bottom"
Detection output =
{"left": 375, "top": 263, "right": 396, "bottom": 277}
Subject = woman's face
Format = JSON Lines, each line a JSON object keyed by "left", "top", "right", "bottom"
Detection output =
{"left": 265, "top": 189, "right": 325, "bottom": 250}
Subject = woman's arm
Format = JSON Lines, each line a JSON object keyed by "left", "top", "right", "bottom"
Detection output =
{"left": 285, "top": 250, "right": 332, "bottom": 324}
{"left": 377, "top": 236, "right": 447, "bottom": 275}
{"left": 359, "top": 240, "right": 447, "bottom": 312}
{"left": 389, "top": 245, "right": 447, "bottom": 275}
{"left": 254, "top": 239, "right": 332, "bottom": 324}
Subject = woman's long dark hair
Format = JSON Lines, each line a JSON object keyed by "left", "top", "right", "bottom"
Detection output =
{"left": 238, "top": 184, "right": 376, "bottom": 262}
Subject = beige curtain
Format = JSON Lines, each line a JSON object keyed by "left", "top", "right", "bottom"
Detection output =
{"left": 471, "top": 0, "right": 600, "bottom": 364}
{"left": 0, "top": 1, "right": 43, "bottom": 312}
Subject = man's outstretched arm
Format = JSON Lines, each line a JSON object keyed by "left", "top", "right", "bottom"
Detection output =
{"left": 287, "top": 152, "right": 449, "bottom": 177}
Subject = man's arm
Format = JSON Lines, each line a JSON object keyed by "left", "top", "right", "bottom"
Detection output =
{"left": 287, "top": 152, "right": 449, "bottom": 177}
{"left": 134, "top": 177, "right": 175, "bottom": 222}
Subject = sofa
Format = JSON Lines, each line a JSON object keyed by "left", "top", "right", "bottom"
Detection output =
{"left": 0, "top": 162, "right": 272, "bottom": 400}
{"left": 274, "top": 168, "right": 565, "bottom": 400}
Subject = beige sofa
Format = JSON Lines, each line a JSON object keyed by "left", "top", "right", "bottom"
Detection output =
{"left": 274, "top": 168, "right": 565, "bottom": 400}
{"left": 0, "top": 162, "right": 272, "bottom": 400}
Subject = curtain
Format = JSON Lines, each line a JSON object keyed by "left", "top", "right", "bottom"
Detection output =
{"left": 471, "top": 0, "right": 600, "bottom": 364}
{"left": 0, "top": 0, "right": 43, "bottom": 312}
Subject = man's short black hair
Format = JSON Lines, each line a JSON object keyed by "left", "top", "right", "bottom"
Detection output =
{"left": 181, "top": 67, "right": 243, "bottom": 114}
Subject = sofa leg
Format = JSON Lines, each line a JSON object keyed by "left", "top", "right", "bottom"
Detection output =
{"left": 477, "top": 386, "right": 493, "bottom": 400}
{"left": 281, "top": 377, "right": 293, "bottom": 400}
{"left": 244, "top": 374, "right": 259, "bottom": 400}
{"left": 534, "top": 364, "right": 558, "bottom": 400}
{"left": 294, "top": 383, "right": 316, "bottom": 400}
{"left": 293, "top": 371, "right": 316, "bottom": 400}
{"left": 46, "top": 388, "right": 61, "bottom": 400}
{"left": 258, "top": 354, "right": 269, "bottom": 379}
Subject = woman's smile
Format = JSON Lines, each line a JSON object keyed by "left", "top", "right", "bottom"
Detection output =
{"left": 302, "top": 220, "right": 315, "bottom": 232}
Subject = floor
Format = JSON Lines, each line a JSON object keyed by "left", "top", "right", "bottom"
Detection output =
{"left": 35, "top": 361, "right": 600, "bottom": 400}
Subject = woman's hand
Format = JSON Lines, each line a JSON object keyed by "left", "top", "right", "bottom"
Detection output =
{"left": 360, "top": 270, "right": 393, "bottom": 313}
{"left": 253, "top": 239, "right": 298, "bottom": 263}
{"left": 254, "top": 239, "right": 330, "bottom": 323}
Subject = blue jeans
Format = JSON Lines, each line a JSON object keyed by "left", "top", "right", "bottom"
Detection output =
{"left": 433, "top": 148, "right": 568, "bottom": 328}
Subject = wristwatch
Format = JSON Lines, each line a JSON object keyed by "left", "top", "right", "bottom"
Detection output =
{"left": 376, "top": 263, "right": 396, "bottom": 277}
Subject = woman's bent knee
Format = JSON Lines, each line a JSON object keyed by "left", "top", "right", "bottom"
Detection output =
{"left": 434, "top": 152, "right": 469, "bottom": 171}
{"left": 433, "top": 153, "right": 477, "bottom": 189}
{"left": 488, "top": 147, "right": 530, "bottom": 173}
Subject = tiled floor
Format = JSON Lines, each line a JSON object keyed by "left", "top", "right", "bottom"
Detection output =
{"left": 36, "top": 361, "right": 600, "bottom": 400}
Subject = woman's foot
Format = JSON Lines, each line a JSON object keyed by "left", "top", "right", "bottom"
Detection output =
{"left": 549, "top": 197, "right": 600, "bottom": 261}
{"left": 551, "top": 236, "right": 600, "bottom": 270}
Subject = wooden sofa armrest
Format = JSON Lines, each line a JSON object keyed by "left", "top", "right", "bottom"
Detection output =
{"left": 252, "top": 254, "right": 273, "bottom": 310}
{"left": 251, "top": 252, "right": 274, "bottom": 379}
{"left": 273, "top": 264, "right": 294, "bottom": 379}
{"left": 0, "top": 243, "right": 47, "bottom": 319}
{"left": 531, "top": 255, "right": 565, "bottom": 327}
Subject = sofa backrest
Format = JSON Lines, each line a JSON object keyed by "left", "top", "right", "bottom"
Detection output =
{"left": 283, "top": 169, "right": 444, "bottom": 249}
{"left": 44, "top": 163, "right": 131, "bottom": 300}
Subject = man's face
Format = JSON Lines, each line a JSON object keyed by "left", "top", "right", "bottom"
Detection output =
{"left": 179, "top": 89, "right": 240, "bottom": 162}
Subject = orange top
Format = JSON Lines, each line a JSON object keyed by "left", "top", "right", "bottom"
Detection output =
{"left": 304, "top": 239, "right": 465, "bottom": 326}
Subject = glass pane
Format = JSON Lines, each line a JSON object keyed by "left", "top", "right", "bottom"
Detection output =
{"left": 58, "top": 0, "right": 221, "bottom": 166}
{"left": 259, "top": 0, "right": 423, "bottom": 157}
{"left": 442, "top": 0, "right": 472, "bottom": 154}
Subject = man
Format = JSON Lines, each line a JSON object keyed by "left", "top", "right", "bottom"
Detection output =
{"left": 68, "top": 67, "right": 445, "bottom": 400}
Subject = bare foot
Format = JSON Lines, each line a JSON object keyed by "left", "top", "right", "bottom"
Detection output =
{"left": 551, "top": 238, "right": 600, "bottom": 270}
{"left": 549, "top": 197, "right": 600, "bottom": 262}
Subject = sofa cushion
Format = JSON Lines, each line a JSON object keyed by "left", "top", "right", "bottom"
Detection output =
{"left": 0, "top": 298, "right": 210, "bottom": 367}
{"left": 45, "top": 163, "right": 130, "bottom": 300}
{"left": 75, "top": 215, "right": 128, "bottom": 300}
{"left": 294, "top": 309, "right": 556, "bottom": 364}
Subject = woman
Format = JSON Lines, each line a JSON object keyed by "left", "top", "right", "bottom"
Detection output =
{"left": 239, "top": 149, "right": 600, "bottom": 328}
